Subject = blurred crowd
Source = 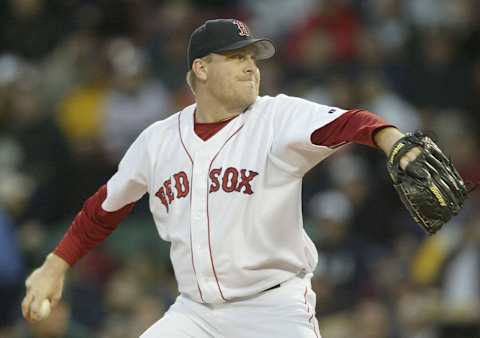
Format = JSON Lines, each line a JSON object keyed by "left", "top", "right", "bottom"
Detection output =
{"left": 0, "top": 0, "right": 479, "bottom": 337}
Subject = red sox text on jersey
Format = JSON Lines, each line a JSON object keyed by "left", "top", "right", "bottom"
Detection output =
{"left": 155, "top": 168, "right": 259, "bottom": 212}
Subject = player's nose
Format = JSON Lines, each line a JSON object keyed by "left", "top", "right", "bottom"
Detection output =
{"left": 244, "top": 55, "right": 257, "bottom": 73}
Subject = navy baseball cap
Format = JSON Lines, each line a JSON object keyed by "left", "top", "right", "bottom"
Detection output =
{"left": 187, "top": 19, "right": 275, "bottom": 69}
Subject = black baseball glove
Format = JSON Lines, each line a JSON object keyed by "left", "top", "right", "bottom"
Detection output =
{"left": 386, "top": 132, "right": 468, "bottom": 235}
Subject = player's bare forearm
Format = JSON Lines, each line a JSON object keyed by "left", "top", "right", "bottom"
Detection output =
{"left": 374, "top": 127, "right": 421, "bottom": 170}
{"left": 374, "top": 127, "right": 404, "bottom": 154}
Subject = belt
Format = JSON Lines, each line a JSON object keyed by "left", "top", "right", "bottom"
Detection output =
{"left": 262, "top": 270, "right": 307, "bottom": 293}
{"left": 263, "top": 284, "right": 281, "bottom": 292}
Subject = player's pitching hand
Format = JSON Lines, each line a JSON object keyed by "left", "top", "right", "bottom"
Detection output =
{"left": 22, "top": 253, "right": 69, "bottom": 322}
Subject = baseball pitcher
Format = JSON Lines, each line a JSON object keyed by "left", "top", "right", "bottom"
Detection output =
{"left": 22, "top": 19, "right": 467, "bottom": 338}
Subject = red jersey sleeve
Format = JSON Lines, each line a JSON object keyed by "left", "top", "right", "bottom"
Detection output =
{"left": 54, "top": 185, "right": 135, "bottom": 266}
{"left": 310, "top": 109, "right": 396, "bottom": 148}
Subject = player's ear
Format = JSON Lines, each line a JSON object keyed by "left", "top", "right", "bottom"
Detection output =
{"left": 192, "top": 58, "right": 208, "bottom": 82}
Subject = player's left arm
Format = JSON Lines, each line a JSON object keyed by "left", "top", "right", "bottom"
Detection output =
{"left": 268, "top": 96, "right": 413, "bottom": 175}
{"left": 373, "top": 126, "right": 421, "bottom": 170}
{"left": 310, "top": 109, "right": 418, "bottom": 169}
{"left": 313, "top": 109, "right": 469, "bottom": 234}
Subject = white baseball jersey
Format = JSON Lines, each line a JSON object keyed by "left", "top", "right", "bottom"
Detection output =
{"left": 102, "top": 94, "right": 347, "bottom": 304}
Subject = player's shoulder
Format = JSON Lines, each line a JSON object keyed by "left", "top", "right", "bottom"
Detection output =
{"left": 254, "top": 93, "right": 308, "bottom": 105}
{"left": 248, "top": 94, "right": 288, "bottom": 114}
{"left": 146, "top": 111, "right": 179, "bottom": 131}
{"left": 250, "top": 94, "right": 285, "bottom": 108}
{"left": 136, "top": 108, "right": 184, "bottom": 144}
{"left": 252, "top": 94, "right": 336, "bottom": 113}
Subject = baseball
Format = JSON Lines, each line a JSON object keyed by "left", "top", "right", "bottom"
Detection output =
{"left": 38, "top": 299, "right": 51, "bottom": 319}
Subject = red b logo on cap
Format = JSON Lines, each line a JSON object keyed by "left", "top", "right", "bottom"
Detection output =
{"left": 233, "top": 19, "right": 250, "bottom": 37}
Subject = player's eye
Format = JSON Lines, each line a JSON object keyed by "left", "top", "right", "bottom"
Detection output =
{"left": 228, "top": 53, "right": 244, "bottom": 60}
{"left": 228, "top": 53, "right": 256, "bottom": 63}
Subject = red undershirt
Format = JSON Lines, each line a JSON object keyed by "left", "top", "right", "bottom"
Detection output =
{"left": 55, "top": 109, "right": 393, "bottom": 265}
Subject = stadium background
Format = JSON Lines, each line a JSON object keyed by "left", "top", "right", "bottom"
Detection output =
{"left": 0, "top": 0, "right": 479, "bottom": 337}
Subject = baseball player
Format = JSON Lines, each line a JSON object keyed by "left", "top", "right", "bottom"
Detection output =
{"left": 22, "top": 19, "right": 422, "bottom": 338}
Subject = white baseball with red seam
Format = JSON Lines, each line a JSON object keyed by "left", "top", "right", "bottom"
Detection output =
{"left": 39, "top": 299, "right": 51, "bottom": 319}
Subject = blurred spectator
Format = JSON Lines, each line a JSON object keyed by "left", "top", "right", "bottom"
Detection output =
{"left": 411, "top": 209, "right": 480, "bottom": 338}
{"left": 0, "top": 134, "right": 33, "bottom": 218}
{"left": 411, "top": 220, "right": 464, "bottom": 288}
{"left": 429, "top": 111, "right": 480, "bottom": 186}
{"left": 21, "top": 301, "right": 92, "bottom": 338}
{"left": 3, "top": 61, "right": 74, "bottom": 226}
{"left": 325, "top": 151, "right": 370, "bottom": 207}
{"left": 438, "top": 212, "right": 480, "bottom": 326}
{"left": 0, "top": 0, "right": 77, "bottom": 60}
{"left": 362, "top": 0, "right": 410, "bottom": 59}
{"left": 304, "top": 73, "right": 358, "bottom": 109}
{"left": 147, "top": 2, "right": 197, "bottom": 91}
{"left": 54, "top": 36, "right": 114, "bottom": 202}
{"left": 395, "top": 286, "right": 439, "bottom": 338}
{"left": 101, "top": 38, "right": 173, "bottom": 163}
{"left": 127, "top": 297, "right": 167, "bottom": 338}
{"left": 66, "top": 251, "right": 116, "bottom": 332}
{"left": 0, "top": 208, "right": 24, "bottom": 330}
{"left": 309, "top": 190, "right": 368, "bottom": 315}
{"left": 317, "top": 312, "right": 353, "bottom": 338}
{"left": 42, "top": 30, "right": 105, "bottom": 111}
{"left": 404, "top": 29, "right": 471, "bottom": 110}
{"left": 97, "top": 258, "right": 167, "bottom": 338}
{"left": 257, "top": 59, "right": 284, "bottom": 95}
{"left": 244, "top": 0, "right": 317, "bottom": 38}
{"left": 406, "top": 0, "right": 477, "bottom": 32}
{"left": 467, "top": 58, "right": 480, "bottom": 144}
{"left": 352, "top": 299, "right": 392, "bottom": 338}
{"left": 55, "top": 36, "right": 110, "bottom": 158}
{"left": 285, "top": 0, "right": 361, "bottom": 70}
{"left": 358, "top": 72, "right": 421, "bottom": 131}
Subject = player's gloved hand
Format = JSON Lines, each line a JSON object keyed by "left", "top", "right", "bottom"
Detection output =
{"left": 386, "top": 131, "right": 468, "bottom": 235}
{"left": 398, "top": 147, "right": 422, "bottom": 171}
{"left": 22, "top": 253, "right": 69, "bottom": 322}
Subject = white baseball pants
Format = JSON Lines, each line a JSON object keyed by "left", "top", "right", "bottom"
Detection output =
{"left": 139, "top": 274, "right": 321, "bottom": 338}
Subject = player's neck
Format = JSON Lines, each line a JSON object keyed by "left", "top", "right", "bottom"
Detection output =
{"left": 195, "top": 96, "right": 244, "bottom": 123}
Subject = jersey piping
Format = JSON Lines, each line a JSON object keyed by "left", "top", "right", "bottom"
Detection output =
{"left": 206, "top": 124, "right": 245, "bottom": 301}
{"left": 178, "top": 112, "right": 204, "bottom": 302}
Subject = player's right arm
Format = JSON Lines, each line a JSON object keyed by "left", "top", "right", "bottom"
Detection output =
{"left": 22, "top": 127, "right": 152, "bottom": 322}
{"left": 22, "top": 253, "right": 69, "bottom": 322}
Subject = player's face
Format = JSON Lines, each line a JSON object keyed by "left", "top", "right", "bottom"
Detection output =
{"left": 205, "top": 46, "right": 260, "bottom": 109}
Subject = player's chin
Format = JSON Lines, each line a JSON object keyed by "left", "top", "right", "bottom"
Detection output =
{"left": 241, "top": 88, "right": 258, "bottom": 105}
{"left": 230, "top": 85, "right": 257, "bottom": 108}
{"left": 239, "top": 95, "right": 256, "bottom": 109}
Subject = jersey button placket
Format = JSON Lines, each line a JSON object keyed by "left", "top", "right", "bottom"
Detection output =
{"left": 190, "top": 152, "right": 218, "bottom": 303}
